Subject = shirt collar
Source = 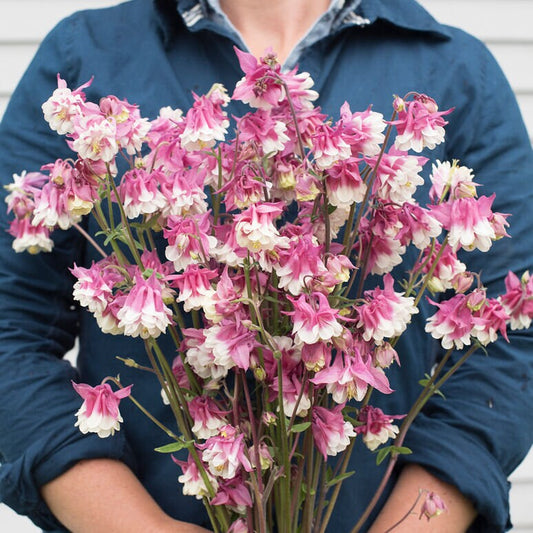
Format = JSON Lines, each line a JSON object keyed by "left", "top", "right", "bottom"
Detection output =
{"left": 153, "top": 0, "right": 451, "bottom": 45}
{"left": 357, "top": 0, "right": 451, "bottom": 39}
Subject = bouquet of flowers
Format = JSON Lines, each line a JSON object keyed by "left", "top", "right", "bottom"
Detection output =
{"left": 5, "top": 48, "right": 533, "bottom": 532}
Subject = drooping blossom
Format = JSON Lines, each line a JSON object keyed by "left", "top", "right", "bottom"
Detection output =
{"left": 8, "top": 218, "right": 53, "bottom": 254}
{"left": 41, "top": 75, "right": 92, "bottom": 135}
{"left": 32, "top": 159, "right": 97, "bottom": 230}
{"left": 232, "top": 202, "right": 289, "bottom": 253}
{"left": 203, "top": 315, "right": 258, "bottom": 372}
{"left": 286, "top": 292, "right": 344, "bottom": 345}
{"left": 202, "top": 267, "right": 243, "bottom": 324}
{"left": 311, "top": 123, "right": 351, "bottom": 170}
{"left": 311, "top": 404, "right": 356, "bottom": 459}
{"left": 311, "top": 350, "right": 392, "bottom": 403}
{"left": 339, "top": 102, "right": 386, "bottom": 157}
{"left": 170, "top": 264, "right": 217, "bottom": 312}
{"left": 419, "top": 491, "right": 447, "bottom": 521}
{"left": 116, "top": 271, "right": 174, "bottom": 339}
{"left": 472, "top": 297, "right": 510, "bottom": 345}
{"left": 72, "top": 381, "right": 132, "bottom": 438}
{"left": 355, "top": 405, "right": 403, "bottom": 451}
{"left": 211, "top": 476, "right": 253, "bottom": 513}
{"left": 425, "top": 293, "right": 480, "bottom": 350}
{"left": 429, "top": 160, "right": 478, "bottom": 202}
{"left": 199, "top": 425, "right": 253, "bottom": 479}
{"left": 164, "top": 211, "right": 218, "bottom": 271}
{"left": 418, "top": 242, "right": 467, "bottom": 293}
{"left": 430, "top": 194, "right": 503, "bottom": 253}
{"left": 237, "top": 109, "right": 290, "bottom": 155}
{"left": 180, "top": 84, "right": 230, "bottom": 150}
{"left": 189, "top": 396, "right": 229, "bottom": 440}
{"left": 118, "top": 167, "right": 167, "bottom": 219}
{"left": 275, "top": 234, "right": 329, "bottom": 296}
{"left": 355, "top": 274, "right": 419, "bottom": 344}
{"left": 325, "top": 157, "right": 367, "bottom": 209}
{"left": 99, "top": 95, "right": 151, "bottom": 155}
{"left": 370, "top": 150, "right": 427, "bottom": 204}
{"left": 71, "top": 112, "right": 119, "bottom": 163}
{"left": 174, "top": 452, "right": 218, "bottom": 500}
{"left": 499, "top": 271, "right": 533, "bottom": 330}
{"left": 392, "top": 93, "right": 452, "bottom": 153}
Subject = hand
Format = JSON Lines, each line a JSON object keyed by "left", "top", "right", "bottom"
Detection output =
{"left": 41, "top": 458, "right": 212, "bottom": 533}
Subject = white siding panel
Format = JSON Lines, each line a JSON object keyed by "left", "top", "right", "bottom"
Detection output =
{"left": 419, "top": 0, "right": 533, "bottom": 42}
{"left": 0, "top": 0, "right": 122, "bottom": 42}
{"left": 0, "top": 44, "right": 36, "bottom": 95}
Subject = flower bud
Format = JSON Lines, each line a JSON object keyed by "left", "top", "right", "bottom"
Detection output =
{"left": 419, "top": 491, "right": 447, "bottom": 521}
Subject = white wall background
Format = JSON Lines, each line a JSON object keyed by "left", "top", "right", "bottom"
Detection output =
{"left": 0, "top": 0, "right": 531, "bottom": 531}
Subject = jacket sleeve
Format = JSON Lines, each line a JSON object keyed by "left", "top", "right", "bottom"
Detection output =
{"left": 0, "top": 18, "right": 136, "bottom": 530}
{"left": 400, "top": 36, "right": 533, "bottom": 532}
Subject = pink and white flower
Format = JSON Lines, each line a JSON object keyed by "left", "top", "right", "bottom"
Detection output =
{"left": 499, "top": 271, "right": 533, "bottom": 330}
{"left": 116, "top": 271, "right": 173, "bottom": 339}
{"left": 42, "top": 75, "right": 92, "bottom": 135}
{"left": 286, "top": 292, "right": 343, "bottom": 345}
{"left": 392, "top": 93, "right": 452, "bottom": 153}
{"left": 312, "top": 404, "right": 356, "bottom": 459}
{"left": 420, "top": 491, "right": 447, "bottom": 521}
{"left": 339, "top": 103, "right": 386, "bottom": 157}
{"left": 355, "top": 405, "right": 403, "bottom": 451}
{"left": 72, "top": 381, "right": 132, "bottom": 438}
{"left": 174, "top": 453, "right": 218, "bottom": 500}
{"left": 199, "top": 425, "right": 252, "bottom": 479}
{"left": 189, "top": 396, "right": 229, "bottom": 440}
{"left": 180, "top": 84, "right": 230, "bottom": 150}
{"left": 356, "top": 274, "right": 418, "bottom": 343}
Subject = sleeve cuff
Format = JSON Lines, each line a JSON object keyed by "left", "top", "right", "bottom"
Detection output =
{"left": 399, "top": 413, "right": 512, "bottom": 532}
{"left": 0, "top": 430, "right": 136, "bottom": 531}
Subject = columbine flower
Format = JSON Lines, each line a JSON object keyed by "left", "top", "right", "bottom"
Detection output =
{"left": 72, "top": 381, "right": 132, "bottom": 438}
{"left": 286, "top": 292, "right": 343, "bottom": 345}
{"left": 199, "top": 425, "right": 252, "bottom": 479}
{"left": 164, "top": 212, "right": 218, "bottom": 271}
{"left": 174, "top": 453, "right": 218, "bottom": 500}
{"left": 311, "top": 123, "right": 351, "bottom": 170}
{"left": 425, "top": 294, "right": 478, "bottom": 350}
{"left": 233, "top": 202, "right": 288, "bottom": 253}
{"left": 429, "top": 160, "right": 478, "bottom": 202}
{"left": 171, "top": 264, "right": 217, "bottom": 312}
{"left": 430, "top": 195, "right": 501, "bottom": 252}
{"left": 355, "top": 405, "right": 403, "bottom": 451}
{"left": 275, "top": 234, "right": 329, "bottom": 296}
{"left": 8, "top": 218, "right": 53, "bottom": 254}
{"left": 339, "top": 102, "right": 386, "bottom": 157}
{"left": 211, "top": 476, "right": 253, "bottom": 513}
{"left": 116, "top": 271, "right": 173, "bottom": 339}
{"left": 118, "top": 167, "right": 167, "bottom": 219}
{"left": 419, "top": 491, "right": 447, "bottom": 521}
{"left": 312, "top": 404, "right": 356, "bottom": 459}
{"left": 499, "top": 271, "right": 533, "bottom": 330}
{"left": 180, "top": 84, "right": 230, "bottom": 150}
{"left": 189, "top": 396, "right": 229, "bottom": 440}
{"left": 71, "top": 113, "right": 119, "bottom": 163}
{"left": 392, "top": 93, "right": 452, "bottom": 153}
{"left": 311, "top": 350, "right": 392, "bottom": 403}
{"left": 356, "top": 274, "right": 419, "bottom": 344}
{"left": 41, "top": 75, "right": 92, "bottom": 135}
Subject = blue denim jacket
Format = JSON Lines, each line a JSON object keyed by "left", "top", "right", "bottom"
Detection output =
{"left": 0, "top": 1, "right": 531, "bottom": 531}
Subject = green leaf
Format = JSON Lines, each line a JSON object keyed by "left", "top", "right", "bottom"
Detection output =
{"left": 290, "top": 421, "right": 311, "bottom": 433}
{"left": 375, "top": 446, "right": 393, "bottom": 465}
{"left": 154, "top": 439, "right": 193, "bottom": 453}
{"left": 325, "top": 470, "right": 355, "bottom": 488}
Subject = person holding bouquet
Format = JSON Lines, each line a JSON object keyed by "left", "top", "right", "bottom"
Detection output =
{"left": 0, "top": 1, "right": 531, "bottom": 532}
